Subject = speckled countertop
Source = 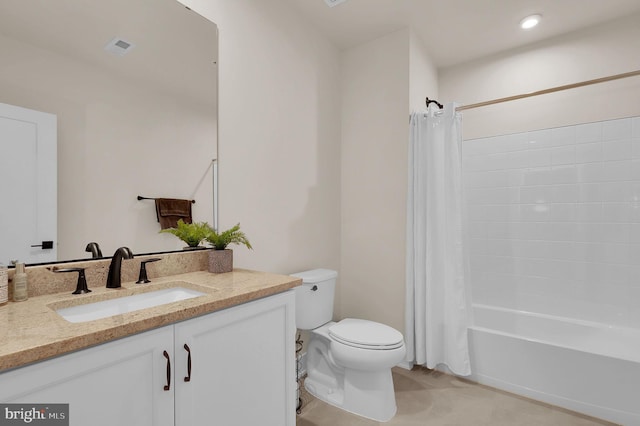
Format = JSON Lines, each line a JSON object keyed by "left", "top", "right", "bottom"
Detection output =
{"left": 0, "top": 269, "right": 301, "bottom": 372}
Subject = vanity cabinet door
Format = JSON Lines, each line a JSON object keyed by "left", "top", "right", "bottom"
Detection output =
{"left": 174, "top": 290, "right": 296, "bottom": 426}
{"left": 0, "top": 326, "right": 174, "bottom": 426}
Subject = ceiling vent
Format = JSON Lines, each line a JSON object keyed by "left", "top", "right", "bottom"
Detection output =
{"left": 324, "top": 0, "right": 348, "bottom": 7}
{"left": 104, "top": 37, "right": 135, "bottom": 56}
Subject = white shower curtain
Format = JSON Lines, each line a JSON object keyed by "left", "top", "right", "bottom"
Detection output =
{"left": 405, "top": 102, "right": 471, "bottom": 376}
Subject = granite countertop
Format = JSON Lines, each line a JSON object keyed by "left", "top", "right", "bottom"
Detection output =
{"left": 0, "top": 269, "right": 301, "bottom": 372}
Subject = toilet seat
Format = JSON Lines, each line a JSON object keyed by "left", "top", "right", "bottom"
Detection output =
{"left": 329, "top": 318, "right": 404, "bottom": 350}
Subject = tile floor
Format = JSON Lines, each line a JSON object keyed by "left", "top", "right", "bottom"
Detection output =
{"left": 296, "top": 367, "right": 616, "bottom": 426}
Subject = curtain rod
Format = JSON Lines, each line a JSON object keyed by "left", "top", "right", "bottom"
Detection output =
{"left": 456, "top": 69, "right": 640, "bottom": 112}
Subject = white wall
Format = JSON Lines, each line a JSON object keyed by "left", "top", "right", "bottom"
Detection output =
{"left": 340, "top": 28, "right": 409, "bottom": 331}
{"left": 440, "top": 13, "right": 640, "bottom": 140}
{"left": 409, "top": 30, "right": 439, "bottom": 112}
{"left": 441, "top": 14, "right": 640, "bottom": 328}
{"left": 169, "top": 4, "right": 639, "bottom": 336}
{"left": 180, "top": 0, "right": 342, "bottom": 275}
{"left": 176, "top": 3, "right": 441, "bottom": 334}
{"left": 340, "top": 29, "right": 438, "bottom": 332}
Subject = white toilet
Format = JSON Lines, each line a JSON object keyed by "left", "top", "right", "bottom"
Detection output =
{"left": 292, "top": 268, "right": 406, "bottom": 422}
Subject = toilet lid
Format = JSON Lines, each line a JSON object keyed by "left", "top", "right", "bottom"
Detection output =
{"left": 329, "top": 319, "right": 404, "bottom": 350}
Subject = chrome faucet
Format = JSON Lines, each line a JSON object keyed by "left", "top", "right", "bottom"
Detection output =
{"left": 106, "top": 247, "right": 134, "bottom": 288}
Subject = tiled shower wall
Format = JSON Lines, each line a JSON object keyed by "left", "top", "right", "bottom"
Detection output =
{"left": 463, "top": 116, "right": 640, "bottom": 329}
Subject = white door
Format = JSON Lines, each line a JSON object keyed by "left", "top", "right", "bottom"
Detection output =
{"left": 0, "top": 102, "right": 57, "bottom": 264}
{"left": 174, "top": 291, "right": 297, "bottom": 426}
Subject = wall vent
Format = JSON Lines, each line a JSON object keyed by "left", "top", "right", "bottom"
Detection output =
{"left": 104, "top": 37, "right": 135, "bottom": 56}
{"left": 323, "top": 0, "right": 348, "bottom": 7}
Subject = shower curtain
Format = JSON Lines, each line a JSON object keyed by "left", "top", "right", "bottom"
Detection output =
{"left": 405, "top": 102, "right": 471, "bottom": 376}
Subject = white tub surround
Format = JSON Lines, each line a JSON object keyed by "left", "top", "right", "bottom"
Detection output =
{"left": 462, "top": 115, "right": 640, "bottom": 425}
{"left": 463, "top": 115, "right": 640, "bottom": 329}
{"left": 469, "top": 304, "right": 640, "bottom": 425}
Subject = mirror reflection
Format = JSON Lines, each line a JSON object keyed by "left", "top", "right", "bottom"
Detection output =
{"left": 0, "top": 0, "right": 218, "bottom": 265}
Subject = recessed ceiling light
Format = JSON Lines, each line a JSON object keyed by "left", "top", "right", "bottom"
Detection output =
{"left": 520, "top": 14, "right": 542, "bottom": 30}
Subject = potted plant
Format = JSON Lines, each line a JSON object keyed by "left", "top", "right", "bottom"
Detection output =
{"left": 160, "top": 219, "right": 210, "bottom": 248}
{"left": 205, "top": 223, "right": 252, "bottom": 273}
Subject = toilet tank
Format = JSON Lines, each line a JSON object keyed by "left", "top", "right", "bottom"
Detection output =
{"left": 290, "top": 268, "right": 338, "bottom": 330}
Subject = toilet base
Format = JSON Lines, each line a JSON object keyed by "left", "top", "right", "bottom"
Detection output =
{"left": 304, "top": 367, "right": 398, "bottom": 422}
{"left": 303, "top": 321, "right": 404, "bottom": 422}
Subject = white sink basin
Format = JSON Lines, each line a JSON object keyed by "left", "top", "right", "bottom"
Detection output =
{"left": 55, "top": 287, "right": 207, "bottom": 323}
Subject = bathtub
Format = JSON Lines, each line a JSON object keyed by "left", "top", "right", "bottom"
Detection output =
{"left": 468, "top": 304, "right": 640, "bottom": 425}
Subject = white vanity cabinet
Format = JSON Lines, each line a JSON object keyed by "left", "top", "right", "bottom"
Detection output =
{"left": 0, "top": 290, "right": 296, "bottom": 426}
{"left": 0, "top": 326, "right": 175, "bottom": 426}
{"left": 174, "top": 290, "right": 296, "bottom": 426}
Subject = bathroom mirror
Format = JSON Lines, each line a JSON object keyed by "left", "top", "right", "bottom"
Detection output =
{"left": 0, "top": 0, "right": 218, "bottom": 264}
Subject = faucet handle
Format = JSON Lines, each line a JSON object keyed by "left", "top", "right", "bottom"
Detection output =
{"left": 51, "top": 267, "right": 91, "bottom": 294}
{"left": 136, "top": 258, "right": 162, "bottom": 284}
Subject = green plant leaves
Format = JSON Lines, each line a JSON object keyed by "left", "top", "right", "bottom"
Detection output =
{"left": 160, "top": 220, "right": 252, "bottom": 251}
{"left": 159, "top": 219, "right": 211, "bottom": 247}
{"left": 205, "top": 223, "right": 252, "bottom": 251}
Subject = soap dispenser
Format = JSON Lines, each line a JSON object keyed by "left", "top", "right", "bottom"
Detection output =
{"left": 13, "top": 262, "right": 28, "bottom": 302}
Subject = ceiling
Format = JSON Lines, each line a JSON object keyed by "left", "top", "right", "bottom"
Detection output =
{"left": 0, "top": 0, "right": 218, "bottom": 106}
{"left": 283, "top": 0, "right": 640, "bottom": 68}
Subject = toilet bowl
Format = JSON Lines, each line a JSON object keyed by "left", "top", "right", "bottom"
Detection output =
{"left": 328, "top": 318, "right": 405, "bottom": 370}
{"left": 292, "top": 269, "right": 406, "bottom": 422}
